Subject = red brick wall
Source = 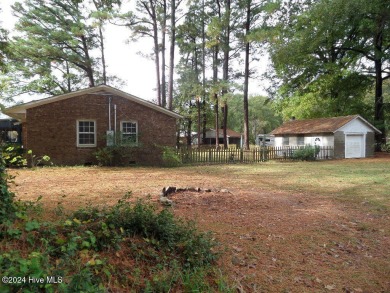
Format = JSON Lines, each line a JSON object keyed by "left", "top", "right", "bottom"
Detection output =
{"left": 25, "top": 94, "right": 178, "bottom": 165}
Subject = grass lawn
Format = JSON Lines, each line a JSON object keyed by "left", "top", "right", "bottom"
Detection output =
{"left": 8, "top": 156, "right": 390, "bottom": 292}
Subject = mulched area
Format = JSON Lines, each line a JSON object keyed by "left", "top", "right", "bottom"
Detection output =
{"left": 170, "top": 188, "right": 390, "bottom": 292}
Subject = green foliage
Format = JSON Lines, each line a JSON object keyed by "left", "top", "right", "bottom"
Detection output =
{"left": 0, "top": 150, "right": 18, "bottom": 226}
{"left": 105, "top": 196, "right": 217, "bottom": 268}
{"left": 94, "top": 147, "right": 114, "bottom": 166}
{"left": 227, "top": 94, "right": 282, "bottom": 143}
{"left": 95, "top": 132, "right": 139, "bottom": 166}
{"left": 381, "top": 142, "right": 390, "bottom": 152}
{"left": 95, "top": 145, "right": 138, "bottom": 166}
{"left": 1, "top": 144, "right": 26, "bottom": 167}
{"left": 27, "top": 149, "right": 51, "bottom": 167}
{"left": 292, "top": 145, "right": 320, "bottom": 161}
{"left": 161, "top": 146, "right": 182, "bottom": 167}
{"left": 0, "top": 251, "right": 52, "bottom": 291}
{"left": 266, "top": 0, "right": 388, "bottom": 122}
{"left": 1, "top": 184, "right": 223, "bottom": 292}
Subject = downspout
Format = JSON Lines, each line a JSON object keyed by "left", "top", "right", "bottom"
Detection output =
{"left": 114, "top": 104, "right": 117, "bottom": 138}
{"left": 108, "top": 97, "right": 112, "bottom": 131}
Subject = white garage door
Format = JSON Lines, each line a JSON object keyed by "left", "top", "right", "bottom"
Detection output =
{"left": 345, "top": 135, "right": 364, "bottom": 158}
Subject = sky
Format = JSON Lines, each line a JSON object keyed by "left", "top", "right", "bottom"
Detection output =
{"left": 1, "top": 1, "right": 269, "bottom": 107}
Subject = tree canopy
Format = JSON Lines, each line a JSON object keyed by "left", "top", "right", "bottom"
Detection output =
{"left": 1, "top": 0, "right": 389, "bottom": 146}
{"left": 267, "top": 0, "right": 389, "bottom": 142}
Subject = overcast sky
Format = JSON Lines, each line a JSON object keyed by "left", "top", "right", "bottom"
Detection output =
{"left": 1, "top": 1, "right": 269, "bottom": 107}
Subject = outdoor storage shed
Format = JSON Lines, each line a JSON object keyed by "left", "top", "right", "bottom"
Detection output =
{"left": 3, "top": 85, "right": 183, "bottom": 165}
{"left": 270, "top": 115, "right": 381, "bottom": 159}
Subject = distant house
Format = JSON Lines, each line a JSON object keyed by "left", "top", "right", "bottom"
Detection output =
{"left": 0, "top": 119, "right": 22, "bottom": 143}
{"left": 255, "top": 134, "right": 275, "bottom": 147}
{"left": 270, "top": 115, "right": 381, "bottom": 159}
{"left": 202, "top": 128, "right": 242, "bottom": 147}
{"left": 3, "top": 85, "right": 183, "bottom": 165}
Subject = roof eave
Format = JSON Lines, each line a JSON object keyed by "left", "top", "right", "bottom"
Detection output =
{"left": 3, "top": 85, "right": 184, "bottom": 120}
{"left": 333, "top": 115, "right": 382, "bottom": 134}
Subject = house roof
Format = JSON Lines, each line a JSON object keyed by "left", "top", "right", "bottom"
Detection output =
{"left": 0, "top": 119, "right": 21, "bottom": 130}
{"left": 205, "top": 128, "right": 242, "bottom": 138}
{"left": 3, "top": 85, "right": 183, "bottom": 121}
{"left": 270, "top": 115, "right": 381, "bottom": 135}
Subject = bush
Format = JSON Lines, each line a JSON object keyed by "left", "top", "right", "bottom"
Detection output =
{"left": 95, "top": 145, "right": 138, "bottom": 166}
{"left": 0, "top": 150, "right": 18, "bottom": 225}
{"left": 1, "top": 144, "right": 26, "bottom": 167}
{"left": 381, "top": 142, "right": 390, "bottom": 153}
{"left": 27, "top": 149, "right": 51, "bottom": 167}
{"left": 0, "top": 188, "right": 223, "bottom": 292}
{"left": 161, "top": 146, "right": 182, "bottom": 167}
{"left": 292, "top": 145, "right": 320, "bottom": 161}
{"left": 94, "top": 147, "right": 114, "bottom": 166}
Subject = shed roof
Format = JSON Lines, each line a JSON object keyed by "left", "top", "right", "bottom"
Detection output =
{"left": 270, "top": 115, "right": 381, "bottom": 135}
{"left": 3, "top": 85, "right": 183, "bottom": 121}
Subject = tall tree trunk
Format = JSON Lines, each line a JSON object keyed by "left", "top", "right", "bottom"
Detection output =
{"left": 99, "top": 25, "right": 107, "bottom": 85}
{"left": 187, "top": 120, "right": 192, "bottom": 146}
{"left": 168, "top": 0, "right": 176, "bottom": 111}
{"left": 66, "top": 61, "right": 71, "bottom": 92}
{"left": 150, "top": 1, "right": 161, "bottom": 106}
{"left": 197, "top": 98, "right": 201, "bottom": 147}
{"left": 81, "top": 35, "right": 95, "bottom": 87}
{"left": 214, "top": 2, "right": 222, "bottom": 149}
{"left": 243, "top": 0, "right": 251, "bottom": 150}
{"left": 222, "top": 0, "right": 231, "bottom": 149}
{"left": 373, "top": 17, "right": 386, "bottom": 147}
{"left": 187, "top": 115, "right": 192, "bottom": 147}
{"left": 202, "top": 99, "right": 207, "bottom": 144}
{"left": 194, "top": 44, "right": 201, "bottom": 147}
{"left": 161, "top": 0, "right": 167, "bottom": 108}
{"left": 374, "top": 58, "right": 385, "bottom": 147}
{"left": 222, "top": 103, "right": 228, "bottom": 147}
{"left": 213, "top": 45, "right": 220, "bottom": 149}
{"left": 201, "top": 0, "right": 207, "bottom": 144}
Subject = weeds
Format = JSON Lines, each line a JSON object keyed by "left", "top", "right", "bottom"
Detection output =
{"left": 1, "top": 150, "right": 226, "bottom": 291}
{"left": 0, "top": 187, "right": 225, "bottom": 291}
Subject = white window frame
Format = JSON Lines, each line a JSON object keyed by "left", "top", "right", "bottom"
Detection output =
{"left": 120, "top": 120, "right": 138, "bottom": 144}
{"left": 77, "top": 120, "right": 97, "bottom": 147}
{"left": 297, "top": 136, "right": 305, "bottom": 146}
{"left": 282, "top": 136, "right": 289, "bottom": 146}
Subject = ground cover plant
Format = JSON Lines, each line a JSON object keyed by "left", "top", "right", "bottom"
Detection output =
{"left": 0, "top": 160, "right": 228, "bottom": 292}
{"left": 5, "top": 153, "right": 390, "bottom": 292}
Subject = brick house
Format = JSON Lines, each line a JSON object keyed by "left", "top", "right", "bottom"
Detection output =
{"left": 3, "top": 85, "right": 183, "bottom": 165}
{"left": 270, "top": 115, "right": 381, "bottom": 159}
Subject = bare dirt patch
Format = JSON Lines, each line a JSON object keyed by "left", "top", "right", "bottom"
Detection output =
{"left": 8, "top": 158, "right": 390, "bottom": 292}
{"left": 171, "top": 189, "right": 390, "bottom": 292}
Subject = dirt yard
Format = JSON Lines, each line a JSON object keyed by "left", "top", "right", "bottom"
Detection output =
{"left": 8, "top": 155, "right": 390, "bottom": 292}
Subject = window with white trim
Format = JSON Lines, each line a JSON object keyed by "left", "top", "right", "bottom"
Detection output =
{"left": 121, "top": 121, "right": 138, "bottom": 144}
{"left": 297, "top": 136, "right": 305, "bottom": 145}
{"left": 282, "top": 136, "right": 289, "bottom": 146}
{"left": 77, "top": 120, "right": 96, "bottom": 147}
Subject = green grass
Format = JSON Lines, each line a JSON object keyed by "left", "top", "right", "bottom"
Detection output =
{"left": 174, "top": 160, "right": 390, "bottom": 214}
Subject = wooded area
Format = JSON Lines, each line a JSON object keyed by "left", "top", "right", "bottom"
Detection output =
{"left": 0, "top": 0, "right": 389, "bottom": 147}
